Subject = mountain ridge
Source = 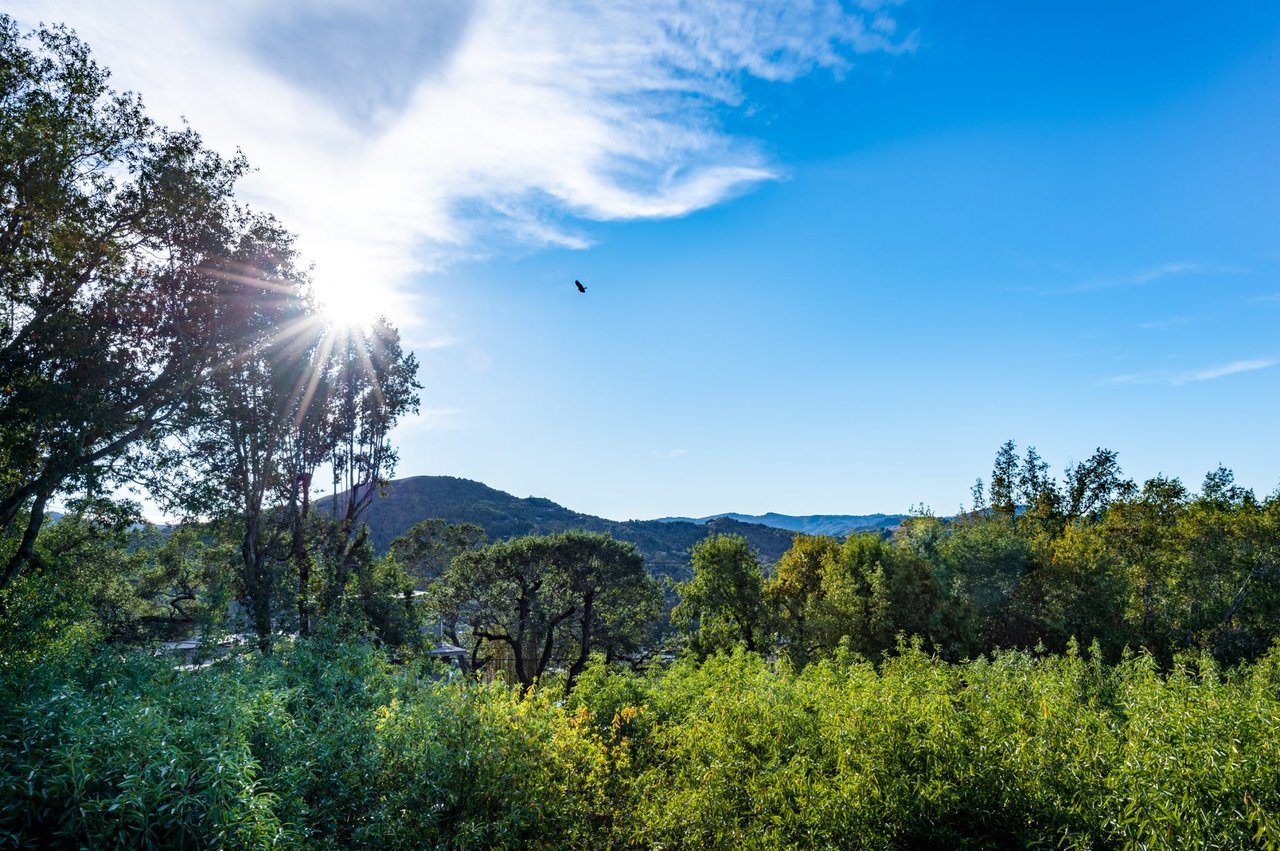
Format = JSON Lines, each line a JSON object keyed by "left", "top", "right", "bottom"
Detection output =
{"left": 656, "top": 511, "right": 908, "bottom": 537}
{"left": 317, "top": 475, "right": 809, "bottom": 581}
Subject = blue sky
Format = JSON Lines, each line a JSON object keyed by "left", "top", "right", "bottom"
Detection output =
{"left": 15, "top": 1, "right": 1280, "bottom": 519}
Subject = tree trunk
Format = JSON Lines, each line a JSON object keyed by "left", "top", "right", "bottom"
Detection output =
{"left": 565, "top": 590, "right": 595, "bottom": 697}
{"left": 242, "top": 525, "right": 273, "bottom": 654}
{"left": 293, "top": 472, "right": 312, "bottom": 637}
{"left": 1, "top": 489, "right": 49, "bottom": 591}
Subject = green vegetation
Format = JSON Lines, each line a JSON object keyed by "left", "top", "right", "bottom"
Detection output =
{"left": 4, "top": 18, "right": 1280, "bottom": 849}
{"left": 4, "top": 641, "right": 1279, "bottom": 849}
{"left": 0, "top": 16, "right": 420, "bottom": 655}
{"left": 432, "top": 530, "right": 661, "bottom": 690}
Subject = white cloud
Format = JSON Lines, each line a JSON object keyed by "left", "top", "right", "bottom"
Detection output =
{"left": 1048, "top": 262, "right": 1253, "bottom": 296}
{"left": 1172, "top": 359, "right": 1276, "bottom": 385}
{"left": 397, "top": 407, "right": 465, "bottom": 431}
{"left": 1104, "top": 358, "right": 1276, "bottom": 386}
{"left": 1101, "top": 373, "right": 1144, "bottom": 386}
{"left": 653, "top": 448, "right": 689, "bottom": 459}
{"left": 1058, "top": 262, "right": 1244, "bottom": 294}
{"left": 8, "top": 0, "right": 912, "bottom": 323}
{"left": 1127, "top": 262, "right": 1203, "bottom": 286}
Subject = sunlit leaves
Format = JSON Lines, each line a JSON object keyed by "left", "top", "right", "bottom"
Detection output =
{"left": 7, "top": 642, "right": 1280, "bottom": 848}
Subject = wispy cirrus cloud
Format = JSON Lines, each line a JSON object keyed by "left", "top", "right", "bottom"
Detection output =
{"left": 1052, "top": 262, "right": 1249, "bottom": 295}
{"left": 8, "top": 0, "right": 915, "bottom": 332}
{"left": 1173, "top": 359, "right": 1277, "bottom": 384}
{"left": 398, "top": 407, "right": 465, "bottom": 431}
{"left": 652, "top": 448, "right": 689, "bottom": 459}
{"left": 1104, "top": 358, "right": 1276, "bottom": 386}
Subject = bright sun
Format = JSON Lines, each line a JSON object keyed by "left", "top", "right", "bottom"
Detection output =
{"left": 311, "top": 273, "right": 398, "bottom": 330}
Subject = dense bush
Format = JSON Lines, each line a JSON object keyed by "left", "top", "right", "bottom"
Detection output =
{"left": 4, "top": 641, "right": 1280, "bottom": 849}
{"left": 0, "top": 642, "right": 612, "bottom": 849}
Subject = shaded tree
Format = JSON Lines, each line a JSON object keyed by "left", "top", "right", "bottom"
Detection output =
{"left": 934, "top": 514, "right": 1033, "bottom": 653}
{"left": 150, "top": 218, "right": 322, "bottom": 651}
{"left": 0, "top": 19, "right": 266, "bottom": 587}
{"left": 558, "top": 532, "right": 660, "bottom": 694}
{"left": 436, "top": 531, "right": 658, "bottom": 690}
{"left": 1064, "top": 447, "right": 1132, "bottom": 521}
{"left": 1, "top": 497, "right": 147, "bottom": 657}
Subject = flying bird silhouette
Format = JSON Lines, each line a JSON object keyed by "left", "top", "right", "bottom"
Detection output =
{"left": 575, "top": 279, "right": 587, "bottom": 293}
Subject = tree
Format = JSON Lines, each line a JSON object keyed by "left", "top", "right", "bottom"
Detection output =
{"left": 989, "top": 439, "right": 1019, "bottom": 518}
{"left": 133, "top": 522, "right": 235, "bottom": 642}
{"left": 1028, "top": 518, "right": 1133, "bottom": 659}
{"left": 1, "top": 496, "right": 148, "bottom": 658}
{"left": 1097, "top": 474, "right": 1186, "bottom": 659}
{"left": 0, "top": 19, "right": 268, "bottom": 588}
{"left": 769, "top": 532, "right": 945, "bottom": 664}
{"left": 390, "top": 518, "right": 485, "bottom": 586}
{"left": 435, "top": 531, "right": 658, "bottom": 690}
{"left": 557, "top": 532, "right": 659, "bottom": 694}
{"left": 673, "top": 533, "right": 767, "bottom": 657}
{"left": 1016, "top": 444, "right": 1064, "bottom": 532}
{"left": 148, "top": 216, "right": 324, "bottom": 651}
{"left": 1064, "top": 447, "right": 1132, "bottom": 521}
{"left": 1171, "top": 470, "right": 1278, "bottom": 664}
{"left": 767, "top": 534, "right": 840, "bottom": 666}
{"left": 934, "top": 515, "right": 1032, "bottom": 653}
{"left": 321, "top": 319, "right": 421, "bottom": 617}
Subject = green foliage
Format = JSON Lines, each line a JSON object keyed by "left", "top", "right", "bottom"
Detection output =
{"left": 134, "top": 523, "right": 237, "bottom": 641}
{"left": 9, "top": 641, "right": 1279, "bottom": 848}
{"left": 354, "top": 553, "right": 423, "bottom": 651}
{"left": 753, "top": 445, "right": 1280, "bottom": 672}
{"left": 0, "top": 500, "right": 237, "bottom": 663}
{"left": 674, "top": 533, "right": 767, "bottom": 657}
{"left": 0, "top": 17, "right": 298, "bottom": 588}
{"left": 0, "top": 641, "right": 615, "bottom": 849}
{"left": 934, "top": 514, "right": 1034, "bottom": 654}
{"left": 389, "top": 518, "right": 485, "bottom": 586}
{"left": 434, "top": 531, "right": 661, "bottom": 688}
{"left": 769, "top": 534, "right": 944, "bottom": 665}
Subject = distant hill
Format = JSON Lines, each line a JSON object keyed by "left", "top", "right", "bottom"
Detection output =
{"left": 657, "top": 512, "right": 908, "bottom": 537}
{"left": 317, "top": 476, "right": 799, "bottom": 582}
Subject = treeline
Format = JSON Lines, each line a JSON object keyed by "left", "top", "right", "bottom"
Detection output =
{"left": 680, "top": 442, "right": 1280, "bottom": 670}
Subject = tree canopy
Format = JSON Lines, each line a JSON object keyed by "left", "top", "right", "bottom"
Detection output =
{"left": 0, "top": 19, "right": 424, "bottom": 654}
{"left": 435, "top": 531, "right": 660, "bottom": 689}
{"left": 0, "top": 18, "right": 309, "bottom": 587}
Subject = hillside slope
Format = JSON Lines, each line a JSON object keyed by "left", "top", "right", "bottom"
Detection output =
{"left": 318, "top": 476, "right": 798, "bottom": 581}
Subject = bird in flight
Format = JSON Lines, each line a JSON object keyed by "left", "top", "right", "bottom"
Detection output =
{"left": 575, "top": 279, "right": 587, "bottom": 293}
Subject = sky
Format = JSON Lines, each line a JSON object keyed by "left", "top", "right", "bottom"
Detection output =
{"left": 13, "top": 1, "right": 1280, "bottom": 520}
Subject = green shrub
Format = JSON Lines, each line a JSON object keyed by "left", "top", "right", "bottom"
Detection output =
{"left": 4, "top": 641, "right": 1279, "bottom": 849}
